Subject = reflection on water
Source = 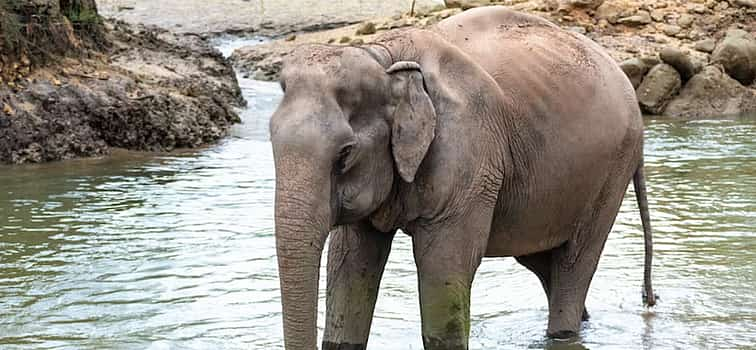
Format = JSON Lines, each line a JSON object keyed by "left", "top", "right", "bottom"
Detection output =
{"left": 1, "top": 60, "right": 755, "bottom": 348}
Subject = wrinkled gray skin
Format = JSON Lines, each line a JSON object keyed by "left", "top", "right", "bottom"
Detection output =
{"left": 270, "top": 7, "right": 656, "bottom": 350}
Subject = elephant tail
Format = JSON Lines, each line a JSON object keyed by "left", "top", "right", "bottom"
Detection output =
{"left": 633, "top": 162, "right": 657, "bottom": 307}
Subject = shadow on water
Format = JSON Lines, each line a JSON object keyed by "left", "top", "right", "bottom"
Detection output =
{"left": 1, "top": 38, "right": 755, "bottom": 349}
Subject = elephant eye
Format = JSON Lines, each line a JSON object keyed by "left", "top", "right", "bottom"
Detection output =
{"left": 335, "top": 144, "right": 354, "bottom": 175}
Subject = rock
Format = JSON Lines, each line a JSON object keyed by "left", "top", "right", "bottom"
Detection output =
{"left": 694, "top": 38, "right": 717, "bottom": 53}
{"left": 559, "top": 0, "right": 605, "bottom": 10}
{"left": 618, "top": 11, "right": 652, "bottom": 26}
{"left": 651, "top": 34, "right": 669, "bottom": 44}
{"left": 661, "top": 24, "right": 682, "bottom": 36}
{"left": 650, "top": 9, "right": 666, "bottom": 22}
{"left": 444, "top": 0, "right": 491, "bottom": 10}
{"left": 724, "top": 29, "right": 751, "bottom": 39}
{"left": 636, "top": 64, "right": 682, "bottom": 114}
{"left": 339, "top": 36, "right": 352, "bottom": 43}
{"left": 1, "top": 21, "right": 243, "bottom": 164}
{"left": 595, "top": 2, "right": 626, "bottom": 23}
{"left": 355, "top": 21, "right": 377, "bottom": 36}
{"left": 665, "top": 66, "right": 756, "bottom": 118}
{"left": 715, "top": 1, "right": 730, "bottom": 10}
{"left": 620, "top": 57, "right": 655, "bottom": 88}
{"left": 677, "top": 14, "right": 694, "bottom": 28}
{"left": 733, "top": 0, "right": 756, "bottom": 8}
{"left": 435, "top": 8, "right": 462, "bottom": 19}
{"left": 659, "top": 47, "right": 699, "bottom": 82}
{"left": 711, "top": 30, "right": 756, "bottom": 85}
{"left": 285, "top": 34, "right": 296, "bottom": 41}
{"left": 351, "top": 38, "right": 365, "bottom": 45}
{"left": 3, "top": 103, "right": 14, "bottom": 116}
{"left": 686, "top": 3, "right": 706, "bottom": 14}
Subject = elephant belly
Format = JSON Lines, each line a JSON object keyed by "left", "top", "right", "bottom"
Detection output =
{"left": 484, "top": 219, "right": 573, "bottom": 257}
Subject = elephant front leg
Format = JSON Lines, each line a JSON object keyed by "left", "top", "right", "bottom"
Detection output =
{"left": 323, "top": 222, "right": 395, "bottom": 350}
{"left": 412, "top": 206, "right": 492, "bottom": 350}
{"left": 417, "top": 271, "right": 473, "bottom": 350}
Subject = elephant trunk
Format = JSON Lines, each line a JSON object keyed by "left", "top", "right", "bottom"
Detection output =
{"left": 274, "top": 154, "right": 333, "bottom": 350}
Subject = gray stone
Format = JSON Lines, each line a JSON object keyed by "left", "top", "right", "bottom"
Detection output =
{"left": 662, "top": 24, "right": 682, "bottom": 36}
{"left": 355, "top": 22, "right": 377, "bottom": 35}
{"left": 659, "top": 47, "right": 699, "bottom": 82}
{"left": 595, "top": 2, "right": 626, "bottom": 23}
{"left": 711, "top": 30, "right": 756, "bottom": 85}
{"left": 686, "top": 3, "right": 706, "bottom": 14}
{"left": 444, "top": 0, "right": 491, "bottom": 10}
{"left": 694, "top": 38, "right": 717, "bottom": 53}
{"left": 636, "top": 63, "right": 682, "bottom": 114}
{"left": 650, "top": 9, "right": 665, "bottom": 22}
{"left": 618, "top": 10, "right": 652, "bottom": 26}
{"left": 665, "top": 66, "right": 756, "bottom": 118}
{"left": 677, "top": 14, "right": 694, "bottom": 28}
{"left": 725, "top": 29, "right": 750, "bottom": 39}
{"left": 559, "top": 0, "right": 605, "bottom": 10}
{"left": 733, "top": 0, "right": 756, "bottom": 8}
{"left": 620, "top": 57, "right": 655, "bottom": 88}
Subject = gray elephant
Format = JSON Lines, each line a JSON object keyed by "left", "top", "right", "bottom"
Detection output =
{"left": 269, "top": 6, "right": 656, "bottom": 350}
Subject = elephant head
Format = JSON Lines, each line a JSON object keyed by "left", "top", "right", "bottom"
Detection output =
{"left": 269, "top": 44, "right": 437, "bottom": 349}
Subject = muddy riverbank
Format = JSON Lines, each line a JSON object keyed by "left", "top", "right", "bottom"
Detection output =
{"left": 98, "top": 0, "right": 445, "bottom": 36}
{"left": 1, "top": 1, "right": 244, "bottom": 164}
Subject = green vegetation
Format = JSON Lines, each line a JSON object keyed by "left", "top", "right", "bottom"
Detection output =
{"left": 0, "top": 0, "right": 106, "bottom": 71}
{"left": 0, "top": 0, "right": 25, "bottom": 54}
{"left": 61, "top": 0, "right": 103, "bottom": 26}
{"left": 65, "top": 7, "right": 101, "bottom": 25}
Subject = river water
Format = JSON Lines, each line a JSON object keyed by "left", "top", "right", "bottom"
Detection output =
{"left": 1, "top": 40, "right": 755, "bottom": 349}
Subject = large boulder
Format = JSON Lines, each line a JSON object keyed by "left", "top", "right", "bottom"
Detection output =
{"left": 665, "top": 65, "right": 756, "bottom": 118}
{"left": 620, "top": 57, "right": 658, "bottom": 88}
{"left": 711, "top": 29, "right": 756, "bottom": 85}
{"left": 659, "top": 47, "right": 700, "bottom": 82}
{"left": 636, "top": 63, "right": 682, "bottom": 115}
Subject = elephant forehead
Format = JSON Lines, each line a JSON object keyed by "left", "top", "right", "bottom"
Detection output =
{"left": 283, "top": 45, "right": 350, "bottom": 74}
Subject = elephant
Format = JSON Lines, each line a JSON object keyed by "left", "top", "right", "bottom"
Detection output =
{"left": 269, "top": 6, "right": 656, "bottom": 350}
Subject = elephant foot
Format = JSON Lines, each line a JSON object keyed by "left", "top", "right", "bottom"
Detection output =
{"left": 322, "top": 341, "right": 365, "bottom": 350}
{"left": 423, "top": 336, "right": 468, "bottom": 350}
{"left": 546, "top": 329, "right": 578, "bottom": 340}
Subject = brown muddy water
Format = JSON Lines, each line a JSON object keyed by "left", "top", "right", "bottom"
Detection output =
{"left": 1, "top": 39, "right": 755, "bottom": 349}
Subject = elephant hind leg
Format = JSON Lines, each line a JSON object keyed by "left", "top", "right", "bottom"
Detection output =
{"left": 515, "top": 250, "right": 589, "bottom": 325}
{"left": 515, "top": 250, "right": 552, "bottom": 297}
{"left": 546, "top": 176, "right": 628, "bottom": 337}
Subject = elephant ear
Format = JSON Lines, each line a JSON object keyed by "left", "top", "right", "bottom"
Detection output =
{"left": 387, "top": 61, "right": 437, "bottom": 183}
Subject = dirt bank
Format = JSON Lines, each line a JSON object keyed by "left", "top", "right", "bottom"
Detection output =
{"left": 231, "top": 0, "right": 756, "bottom": 118}
{"left": 98, "top": 0, "right": 445, "bottom": 36}
{"left": 1, "top": 1, "right": 243, "bottom": 164}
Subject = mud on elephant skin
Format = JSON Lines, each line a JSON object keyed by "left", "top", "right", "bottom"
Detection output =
{"left": 269, "top": 6, "right": 656, "bottom": 350}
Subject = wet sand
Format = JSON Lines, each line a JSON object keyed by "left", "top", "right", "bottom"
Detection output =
{"left": 99, "top": 0, "right": 445, "bottom": 35}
